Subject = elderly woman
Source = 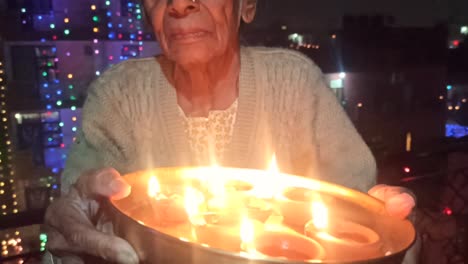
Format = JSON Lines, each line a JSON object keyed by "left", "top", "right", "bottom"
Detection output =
{"left": 43, "top": 0, "right": 417, "bottom": 263}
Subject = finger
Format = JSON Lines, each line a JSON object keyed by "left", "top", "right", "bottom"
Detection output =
{"left": 65, "top": 223, "right": 139, "bottom": 264}
{"left": 47, "top": 205, "right": 139, "bottom": 264}
{"left": 368, "top": 185, "right": 406, "bottom": 202}
{"left": 74, "top": 168, "right": 131, "bottom": 200}
{"left": 45, "top": 198, "right": 138, "bottom": 264}
{"left": 368, "top": 184, "right": 388, "bottom": 201}
{"left": 45, "top": 225, "right": 73, "bottom": 256}
{"left": 385, "top": 193, "right": 416, "bottom": 220}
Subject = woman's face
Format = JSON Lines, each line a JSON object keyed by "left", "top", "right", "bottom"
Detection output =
{"left": 144, "top": 0, "right": 241, "bottom": 66}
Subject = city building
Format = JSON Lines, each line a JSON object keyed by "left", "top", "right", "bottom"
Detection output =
{"left": 0, "top": 0, "right": 161, "bottom": 260}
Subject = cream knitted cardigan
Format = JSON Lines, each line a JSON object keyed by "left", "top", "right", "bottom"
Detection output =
{"left": 61, "top": 47, "right": 376, "bottom": 194}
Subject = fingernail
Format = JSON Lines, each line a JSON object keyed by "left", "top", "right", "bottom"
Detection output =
{"left": 110, "top": 178, "right": 130, "bottom": 194}
{"left": 117, "top": 249, "right": 139, "bottom": 264}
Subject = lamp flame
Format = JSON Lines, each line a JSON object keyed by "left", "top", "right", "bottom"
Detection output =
{"left": 311, "top": 201, "right": 328, "bottom": 230}
{"left": 268, "top": 154, "right": 279, "bottom": 174}
{"left": 148, "top": 176, "right": 160, "bottom": 198}
{"left": 184, "top": 187, "right": 204, "bottom": 219}
{"left": 251, "top": 154, "right": 282, "bottom": 199}
{"left": 240, "top": 216, "right": 255, "bottom": 246}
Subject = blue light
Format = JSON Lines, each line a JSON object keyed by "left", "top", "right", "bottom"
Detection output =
{"left": 108, "top": 32, "right": 116, "bottom": 39}
{"left": 52, "top": 168, "right": 59, "bottom": 174}
{"left": 106, "top": 11, "right": 112, "bottom": 17}
{"left": 447, "top": 85, "right": 453, "bottom": 90}
{"left": 128, "top": 2, "right": 133, "bottom": 7}
{"left": 43, "top": 83, "right": 48, "bottom": 88}
{"left": 45, "top": 94, "right": 51, "bottom": 99}
{"left": 446, "top": 123, "right": 468, "bottom": 138}
{"left": 46, "top": 104, "right": 52, "bottom": 110}
{"left": 41, "top": 38, "right": 46, "bottom": 42}
{"left": 52, "top": 184, "right": 58, "bottom": 190}
{"left": 130, "top": 34, "right": 136, "bottom": 40}
{"left": 56, "top": 90, "right": 62, "bottom": 95}
{"left": 52, "top": 47, "right": 57, "bottom": 52}
{"left": 107, "top": 22, "right": 113, "bottom": 28}
{"left": 38, "top": 16, "right": 43, "bottom": 20}
{"left": 118, "top": 24, "right": 123, "bottom": 28}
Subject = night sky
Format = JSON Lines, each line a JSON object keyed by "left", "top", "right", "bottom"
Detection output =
{"left": 253, "top": 0, "right": 459, "bottom": 31}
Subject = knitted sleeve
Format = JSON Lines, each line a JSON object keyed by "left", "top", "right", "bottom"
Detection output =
{"left": 61, "top": 65, "right": 136, "bottom": 194}
{"left": 293, "top": 59, "right": 377, "bottom": 192}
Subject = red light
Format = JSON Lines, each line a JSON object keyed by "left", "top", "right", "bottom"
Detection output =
{"left": 108, "top": 56, "right": 113, "bottom": 60}
{"left": 52, "top": 35, "right": 57, "bottom": 40}
{"left": 118, "top": 33, "right": 123, "bottom": 39}
{"left": 60, "top": 143, "right": 65, "bottom": 148}
{"left": 403, "top": 167, "right": 411, "bottom": 173}
{"left": 453, "top": 40, "right": 460, "bottom": 47}
{"left": 443, "top": 207, "right": 453, "bottom": 216}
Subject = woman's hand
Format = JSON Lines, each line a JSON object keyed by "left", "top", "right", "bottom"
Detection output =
{"left": 368, "top": 184, "right": 416, "bottom": 220}
{"left": 44, "top": 168, "right": 138, "bottom": 264}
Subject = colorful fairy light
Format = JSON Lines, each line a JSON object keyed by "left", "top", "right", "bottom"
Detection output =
{"left": 0, "top": 59, "right": 17, "bottom": 216}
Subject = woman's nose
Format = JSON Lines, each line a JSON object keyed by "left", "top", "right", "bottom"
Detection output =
{"left": 168, "top": 0, "right": 200, "bottom": 18}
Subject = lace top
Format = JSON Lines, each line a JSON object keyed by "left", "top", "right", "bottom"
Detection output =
{"left": 179, "top": 100, "right": 238, "bottom": 165}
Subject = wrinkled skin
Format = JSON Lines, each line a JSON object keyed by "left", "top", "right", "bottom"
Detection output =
{"left": 44, "top": 168, "right": 137, "bottom": 264}
{"left": 44, "top": 0, "right": 257, "bottom": 263}
{"left": 44, "top": 0, "right": 417, "bottom": 263}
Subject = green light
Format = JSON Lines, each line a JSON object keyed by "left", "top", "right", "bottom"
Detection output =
{"left": 56, "top": 100, "right": 62, "bottom": 106}
{"left": 40, "top": 247, "right": 45, "bottom": 252}
{"left": 50, "top": 24, "right": 55, "bottom": 29}
{"left": 106, "top": 0, "right": 111, "bottom": 5}
{"left": 48, "top": 137, "right": 53, "bottom": 142}
{"left": 68, "top": 85, "right": 74, "bottom": 89}
{"left": 70, "top": 95, "right": 77, "bottom": 100}
{"left": 42, "top": 72, "right": 48, "bottom": 77}
{"left": 41, "top": 242, "right": 46, "bottom": 247}
{"left": 93, "top": 16, "right": 100, "bottom": 22}
{"left": 71, "top": 106, "right": 77, "bottom": 111}
{"left": 40, "top": 233, "right": 48, "bottom": 241}
{"left": 47, "top": 62, "right": 53, "bottom": 67}
{"left": 64, "top": 29, "right": 70, "bottom": 35}
{"left": 137, "top": 15, "right": 142, "bottom": 20}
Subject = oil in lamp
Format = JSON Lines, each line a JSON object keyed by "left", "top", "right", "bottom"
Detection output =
{"left": 147, "top": 176, "right": 188, "bottom": 225}
{"left": 304, "top": 200, "right": 383, "bottom": 260}
{"left": 240, "top": 214, "right": 326, "bottom": 261}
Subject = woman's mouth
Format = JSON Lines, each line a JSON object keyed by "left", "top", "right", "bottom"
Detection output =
{"left": 170, "top": 30, "right": 210, "bottom": 43}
